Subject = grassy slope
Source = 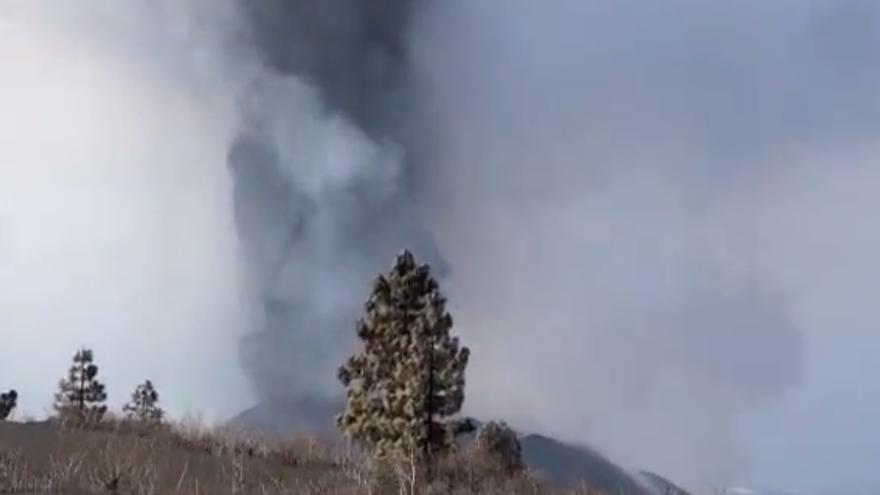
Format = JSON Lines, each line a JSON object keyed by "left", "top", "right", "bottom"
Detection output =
{"left": 0, "top": 419, "right": 608, "bottom": 495}
{"left": 0, "top": 419, "right": 355, "bottom": 495}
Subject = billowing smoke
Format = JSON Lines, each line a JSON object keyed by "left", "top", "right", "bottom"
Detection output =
{"left": 3, "top": 1, "right": 880, "bottom": 493}
{"left": 228, "top": 0, "right": 445, "bottom": 402}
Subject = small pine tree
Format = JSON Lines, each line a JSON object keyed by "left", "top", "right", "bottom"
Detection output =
{"left": 54, "top": 348, "right": 108, "bottom": 424}
{"left": 337, "top": 250, "right": 471, "bottom": 465}
{"left": 123, "top": 380, "right": 164, "bottom": 425}
{"left": 473, "top": 421, "right": 524, "bottom": 474}
{"left": 0, "top": 390, "right": 17, "bottom": 420}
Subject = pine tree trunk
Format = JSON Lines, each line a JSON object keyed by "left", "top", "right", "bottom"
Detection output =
{"left": 78, "top": 365, "right": 85, "bottom": 411}
{"left": 424, "top": 332, "right": 434, "bottom": 480}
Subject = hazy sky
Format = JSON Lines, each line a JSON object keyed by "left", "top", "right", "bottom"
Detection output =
{"left": 1, "top": 2, "right": 879, "bottom": 494}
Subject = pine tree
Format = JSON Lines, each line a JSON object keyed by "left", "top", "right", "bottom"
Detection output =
{"left": 54, "top": 348, "right": 108, "bottom": 424}
{"left": 337, "top": 250, "right": 471, "bottom": 464}
{"left": 123, "top": 380, "right": 164, "bottom": 425}
{"left": 0, "top": 389, "right": 17, "bottom": 420}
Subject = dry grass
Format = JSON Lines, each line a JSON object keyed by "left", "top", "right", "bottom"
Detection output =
{"left": 0, "top": 417, "right": 604, "bottom": 495}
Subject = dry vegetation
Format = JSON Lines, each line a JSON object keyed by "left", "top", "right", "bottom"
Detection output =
{"left": 0, "top": 253, "right": 614, "bottom": 494}
{"left": 0, "top": 416, "right": 600, "bottom": 495}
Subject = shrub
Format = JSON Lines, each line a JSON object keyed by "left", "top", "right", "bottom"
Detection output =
{"left": 0, "top": 390, "right": 17, "bottom": 420}
{"left": 473, "top": 421, "right": 525, "bottom": 474}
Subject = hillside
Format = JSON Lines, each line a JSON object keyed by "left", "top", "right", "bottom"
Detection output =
{"left": 232, "top": 399, "right": 689, "bottom": 495}
{"left": 0, "top": 418, "right": 648, "bottom": 495}
{"left": 0, "top": 419, "right": 352, "bottom": 495}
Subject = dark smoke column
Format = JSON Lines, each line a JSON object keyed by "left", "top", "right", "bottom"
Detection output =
{"left": 228, "top": 0, "right": 444, "bottom": 413}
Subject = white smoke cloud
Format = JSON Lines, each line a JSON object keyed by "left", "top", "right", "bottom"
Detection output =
{"left": 234, "top": 72, "right": 408, "bottom": 398}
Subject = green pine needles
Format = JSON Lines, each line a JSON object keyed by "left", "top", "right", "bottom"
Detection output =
{"left": 337, "top": 250, "right": 471, "bottom": 464}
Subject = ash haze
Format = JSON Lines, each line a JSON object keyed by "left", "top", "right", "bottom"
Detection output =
{"left": 0, "top": 1, "right": 879, "bottom": 494}
{"left": 0, "top": 1, "right": 258, "bottom": 422}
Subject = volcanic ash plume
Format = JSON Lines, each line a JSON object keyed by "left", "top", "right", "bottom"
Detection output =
{"left": 228, "top": 0, "right": 444, "bottom": 403}
{"left": 227, "top": 0, "right": 813, "bottom": 488}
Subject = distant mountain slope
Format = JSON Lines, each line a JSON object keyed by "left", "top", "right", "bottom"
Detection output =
{"left": 231, "top": 399, "right": 682, "bottom": 495}
{"left": 229, "top": 396, "right": 342, "bottom": 439}
{"left": 519, "top": 433, "right": 655, "bottom": 494}
{"left": 638, "top": 470, "right": 692, "bottom": 495}
{"left": 726, "top": 487, "right": 808, "bottom": 495}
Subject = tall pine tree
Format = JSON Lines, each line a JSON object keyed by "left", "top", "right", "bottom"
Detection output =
{"left": 337, "top": 250, "right": 470, "bottom": 464}
{"left": 54, "top": 348, "right": 107, "bottom": 424}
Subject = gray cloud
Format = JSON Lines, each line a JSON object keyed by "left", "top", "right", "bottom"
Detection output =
{"left": 408, "top": 0, "right": 879, "bottom": 490}
{"left": 0, "top": 0, "right": 253, "bottom": 421}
